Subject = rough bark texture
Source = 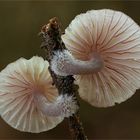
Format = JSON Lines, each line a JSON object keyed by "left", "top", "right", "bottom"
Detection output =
{"left": 39, "top": 17, "right": 88, "bottom": 140}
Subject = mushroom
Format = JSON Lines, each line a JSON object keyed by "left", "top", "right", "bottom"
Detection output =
{"left": 51, "top": 9, "right": 140, "bottom": 107}
{"left": 0, "top": 56, "right": 77, "bottom": 133}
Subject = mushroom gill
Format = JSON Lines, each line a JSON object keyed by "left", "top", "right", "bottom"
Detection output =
{"left": 62, "top": 9, "right": 140, "bottom": 107}
{"left": 0, "top": 56, "right": 63, "bottom": 133}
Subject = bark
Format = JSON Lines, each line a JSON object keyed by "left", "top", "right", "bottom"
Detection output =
{"left": 39, "top": 17, "right": 88, "bottom": 140}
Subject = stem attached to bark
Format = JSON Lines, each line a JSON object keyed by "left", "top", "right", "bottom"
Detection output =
{"left": 39, "top": 17, "right": 88, "bottom": 140}
{"left": 51, "top": 50, "right": 104, "bottom": 76}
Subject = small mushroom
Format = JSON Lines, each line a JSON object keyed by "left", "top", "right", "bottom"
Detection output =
{"left": 51, "top": 9, "right": 140, "bottom": 107}
{"left": 0, "top": 56, "right": 64, "bottom": 133}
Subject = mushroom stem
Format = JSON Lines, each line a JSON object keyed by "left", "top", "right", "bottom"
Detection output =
{"left": 34, "top": 93, "right": 79, "bottom": 118}
{"left": 51, "top": 50, "right": 104, "bottom": 76}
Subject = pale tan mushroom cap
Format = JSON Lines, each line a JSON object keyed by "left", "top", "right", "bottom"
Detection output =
{"left": 62, "top": 9, "right": 140, "bottom": 107}
{"left": 0, "top": 56, "right": 63, "bottom": 133}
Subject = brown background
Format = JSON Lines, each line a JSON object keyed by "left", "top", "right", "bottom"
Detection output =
{"left": 0, "top": 1, "right": 140, "bottom": 139}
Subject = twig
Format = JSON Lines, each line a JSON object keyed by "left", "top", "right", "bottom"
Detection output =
{"left": 39, "top": 17, "right": 88, "bottom": 140}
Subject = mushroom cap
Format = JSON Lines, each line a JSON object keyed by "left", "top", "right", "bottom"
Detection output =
{"left": 62, "top": 9, "right": 140, "bottom": 107}
{"left": 0, "top": 56, "right": 63, "bottom": 133}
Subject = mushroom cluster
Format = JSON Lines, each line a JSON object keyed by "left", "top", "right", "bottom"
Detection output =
{"left": 0, "top": 9, "right": 140, "bottom": 133}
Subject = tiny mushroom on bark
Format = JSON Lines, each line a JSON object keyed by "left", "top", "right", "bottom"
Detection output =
{"left": 0, "top": 56, "right": 78, "bottom": 133}
{"left": 51, "top": 9, "right": 140, "bottom": 107}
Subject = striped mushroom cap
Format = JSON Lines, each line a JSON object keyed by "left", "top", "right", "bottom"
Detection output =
{"left": 62, "top": 9, "right": 140, "bottom": 107}
{"left": 0, "top": 56, "right": 63, "bottom": 133}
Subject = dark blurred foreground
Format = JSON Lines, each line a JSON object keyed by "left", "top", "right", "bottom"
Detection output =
{"left": 0, "top": 1, "right": 140, "bottom": 139}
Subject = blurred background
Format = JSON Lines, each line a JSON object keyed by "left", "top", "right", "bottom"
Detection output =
{"left": 0, "top": 0, "right": 140, "bottom": 139}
